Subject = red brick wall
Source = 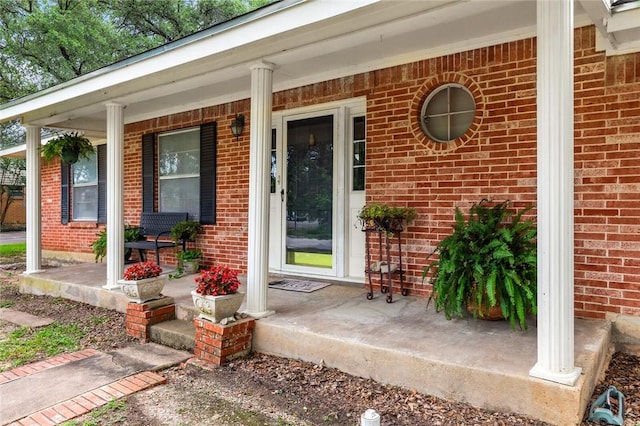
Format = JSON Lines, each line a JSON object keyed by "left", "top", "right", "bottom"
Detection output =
{"left": 40, "top": 159, "right": 101, "bottom": 254}
{"left": 574, "top": 31, "right": 640, "bottom": 319}
{"left": 39, "top": 25, "right": 640, "bottom": 319}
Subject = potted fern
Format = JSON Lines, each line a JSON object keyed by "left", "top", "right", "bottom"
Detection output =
{"left": 42, "top": 132, "right": 94, "bottom": 164}
{"left": 422, "top": 199, "right": 537, "bottom": 330}
{"left": 90, "top": 226, "right": 141, "bottom": 263}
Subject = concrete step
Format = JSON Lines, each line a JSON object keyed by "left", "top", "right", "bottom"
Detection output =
{"left": 149, "top": 319, "right": 195, "bottom": 352}
{"left": 175, "top": 302, "right": 198, "bottom": 322}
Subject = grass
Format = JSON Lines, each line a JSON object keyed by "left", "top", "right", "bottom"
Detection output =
{"left": 289, "top": 252, "right": 332, "bottom": 268}
{"left": 0, "top": 242, "right": 26, "bottom": 257}
{"left": 0, "top": 322, "right": 84, "bottom": 371}
{"left": 60, "top": 399, "right": 127, "bottom": 426}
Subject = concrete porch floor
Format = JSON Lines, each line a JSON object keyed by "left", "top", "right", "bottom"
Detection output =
{"left": 19, "top": 262, "right": 612, "bottom": 425}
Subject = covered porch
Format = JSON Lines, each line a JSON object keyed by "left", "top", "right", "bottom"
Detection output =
{"left": 19, "top": 262, "right": 611, "bottom": 425}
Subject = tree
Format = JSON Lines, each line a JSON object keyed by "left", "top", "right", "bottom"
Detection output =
{"left": 108, "top": 0, "right": 259, "bottom": 44}
{"left": 0, "top": 0, "right": 271, "bottom": 147}
{"left": 0, "top": 0, "right": 272, "bottom": 101}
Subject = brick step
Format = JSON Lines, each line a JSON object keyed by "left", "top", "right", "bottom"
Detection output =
{"left": 149, "top": 319, "right": 196, "bottom": 352}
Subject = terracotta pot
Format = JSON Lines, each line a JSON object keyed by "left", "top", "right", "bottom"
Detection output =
{"left": 191, "top": 290, "right": 245, "bottom": 323}
{"left": 118, "top": 276, "right": 166, "bottom": 303}
{"left": 467, "top": 291, "right": 504, "bottom": 320}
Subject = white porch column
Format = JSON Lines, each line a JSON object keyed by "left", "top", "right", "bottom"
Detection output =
{"left": 245, "top": 61, "right": 275, "bottom": 318}
{"left": 529, "top": 0, "right": 581, "bottom": 386}
{"left": 103, "top": 102, "right": 125, "bottom": 290}
{"left": 24, "top": 125, "right": 42, "bottom": 274}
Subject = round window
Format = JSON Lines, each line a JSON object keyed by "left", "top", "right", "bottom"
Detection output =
{"left": 419, "top": 84, "right": 476, "bottom": 143}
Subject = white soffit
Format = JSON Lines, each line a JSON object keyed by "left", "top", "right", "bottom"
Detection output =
{"left": 2, "top": 0, "right": 617, "bottom": 134}
{"left": 579, "top": 0, "right": 640, "bottom": 54}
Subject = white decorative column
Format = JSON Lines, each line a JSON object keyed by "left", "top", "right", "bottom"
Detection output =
{"left": 529, "top": 0, "right": 581, "bottom": 386}
{"left": 244, "top": 61, "right": 275, "bottom": 318}
{"left": 103, "top": 102, "right": 125, "bottom": 290}
{"left": 24, "top": 125, "right": 42, "bottom": 274}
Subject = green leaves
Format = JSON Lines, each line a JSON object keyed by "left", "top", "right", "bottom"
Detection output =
{"left": 425, "top": 199, "right": 537, "bottom": 330}
{"left": 0, "top": 323, "right": 84, "bottom": 371}
{"left": 0, "top": 0, "right": 270, "bottom": 101}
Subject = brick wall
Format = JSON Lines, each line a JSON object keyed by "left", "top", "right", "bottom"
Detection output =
{"left": 1, "top": 192, "right": 25, "bottom": 226}
{"left": 38, "top": 25, "right": 640, "bottom": 319}
{"left": 193, "top": 317, "right": 255, "bottom": 365}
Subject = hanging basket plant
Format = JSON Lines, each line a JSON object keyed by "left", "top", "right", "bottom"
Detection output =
{"left": 41, "top": 132, "right": 94, "bottom": 164}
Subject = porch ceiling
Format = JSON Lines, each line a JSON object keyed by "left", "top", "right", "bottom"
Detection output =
{"left": 1, "top": 0, "right": 638, "bottom": 139}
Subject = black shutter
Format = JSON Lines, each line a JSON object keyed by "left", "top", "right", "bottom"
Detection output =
{"left": 142, "top": 133, "right": 155, "bottom": 212}
{"left": 200, "top": 122, "right": 217, "bottom": 224}
{"left": 97, "top": 144, "right": 107, "bottom": 223}
{"left": 61, "top": 163, "right": 70, "bottom": 224}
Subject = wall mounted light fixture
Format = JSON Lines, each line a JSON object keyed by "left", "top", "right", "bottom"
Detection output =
{"left": 230, "top": 114, "right": 245, "bottom": 140}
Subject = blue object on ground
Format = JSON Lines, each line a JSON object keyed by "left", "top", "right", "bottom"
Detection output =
{"left": 588, "top": 385, "right": 625, "bottom": 426}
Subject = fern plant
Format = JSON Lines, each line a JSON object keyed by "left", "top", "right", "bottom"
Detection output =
{"left": 41, "top": 132, "right": 94, "bottom": 164}
{"left": 422, "top": 199, "right": 537, "bottom": 330}
{"left": 91, "top": 226, "right": 141, "bottom": 262}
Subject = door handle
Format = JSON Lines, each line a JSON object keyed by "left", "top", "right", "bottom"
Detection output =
{"left": 281, "top": 189, "right": 285, "bottom": 202}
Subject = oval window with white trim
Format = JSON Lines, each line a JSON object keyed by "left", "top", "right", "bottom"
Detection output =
{"left": 420, "top": 84, "right": 476, "bottom": 143}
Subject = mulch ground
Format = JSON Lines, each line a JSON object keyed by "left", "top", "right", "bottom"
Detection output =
{"left": 1, "top": 261, "right": 638, "bottom": 425}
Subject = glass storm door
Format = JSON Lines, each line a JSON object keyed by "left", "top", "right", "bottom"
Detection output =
{"left": 284, "top": 115, "right": 334, "bottom": 272}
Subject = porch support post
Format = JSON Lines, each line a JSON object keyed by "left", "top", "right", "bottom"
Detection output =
{"left": 24, "top": 125, "right": 42, "bottom": 274}
{"left": 529, "top": 0, "right": 581, "bottom": 386}
{"left": 245, "top": 61, "right": 275, "bottom": 318}
{"left": 103, "top": 102, "right": 125, "bottom": 290}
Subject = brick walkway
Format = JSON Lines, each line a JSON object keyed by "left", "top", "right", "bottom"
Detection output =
{"left": 1, "top": 350, "right": 166, "bottom": 426}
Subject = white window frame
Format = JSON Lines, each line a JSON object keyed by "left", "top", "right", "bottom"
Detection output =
{"left": 71, "top": 151, "right": 98, "bottom": 221}
{"left": 158, "top": 127, "right": 201, "bottom": 220}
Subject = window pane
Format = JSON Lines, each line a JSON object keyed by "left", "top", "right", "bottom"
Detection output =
{"left": 159, "top": 177, "right": 200, "bottom": 221}
{"left": 426, "top": 115, "right": 449, "bottom": 141}
{"left": 73, "top": 153, "right": 97, "bottom": 185}
{"left": 271, "top": 128, "right": 277, "bottom": 194}
{"left": 72, "top": 152, "right": 97, "bottom": 221}
{"left": 72, "top": 185, "right": 98, "bottom": 221}
{"left": 450, "top": 87, "right": 475, "bottom": 111}
{"left": 425, "top": 88, "right": 449, "bottom": 115}
{"left": 352, "top": 116, "right": 365, "bottom": 191}
{"left": 450, "top": 111, "right": 475, "bottom": 139}
{"left": 353, "top": 167, "right": 365, "bottom": 191}
{"left": 353, "top": 140, "right": 365, "bottom": 166}
{"left": 159, "top": 128, "right": 200, "bottom": 220}
{"left": 159, "top": 130, "right": 200, "bottom": 177}
{"left": 353, "top": 116, "right": 365, "bottom": 141}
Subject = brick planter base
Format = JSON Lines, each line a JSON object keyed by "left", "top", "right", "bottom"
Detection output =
{"left": 126, "top": 297, "right": 176, "bottom": 342}
{"left": 194, "top": 316, "right": 255, "bottom": 366}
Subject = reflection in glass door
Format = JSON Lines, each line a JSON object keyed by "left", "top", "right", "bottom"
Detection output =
{"left": 285, "top": 115, "right": 334, "bottom": 269}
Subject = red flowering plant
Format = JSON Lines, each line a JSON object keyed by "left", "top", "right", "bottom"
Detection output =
{"left": 123, "top": 261, "right": 162, "bottom": 280}
{"left": 194, "top": 265, "right": 241, "bottom": 296}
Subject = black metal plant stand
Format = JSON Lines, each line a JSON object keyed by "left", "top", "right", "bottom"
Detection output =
{"left": 364, "top": 227, "right": 407, "bottom": 303}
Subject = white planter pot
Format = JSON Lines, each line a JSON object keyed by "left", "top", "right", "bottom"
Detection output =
{"left": 191, "top": 290, "right": 245, "bottom": 323}
{"left": 118, "top": 276, "right": 167, "bottom": 303}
